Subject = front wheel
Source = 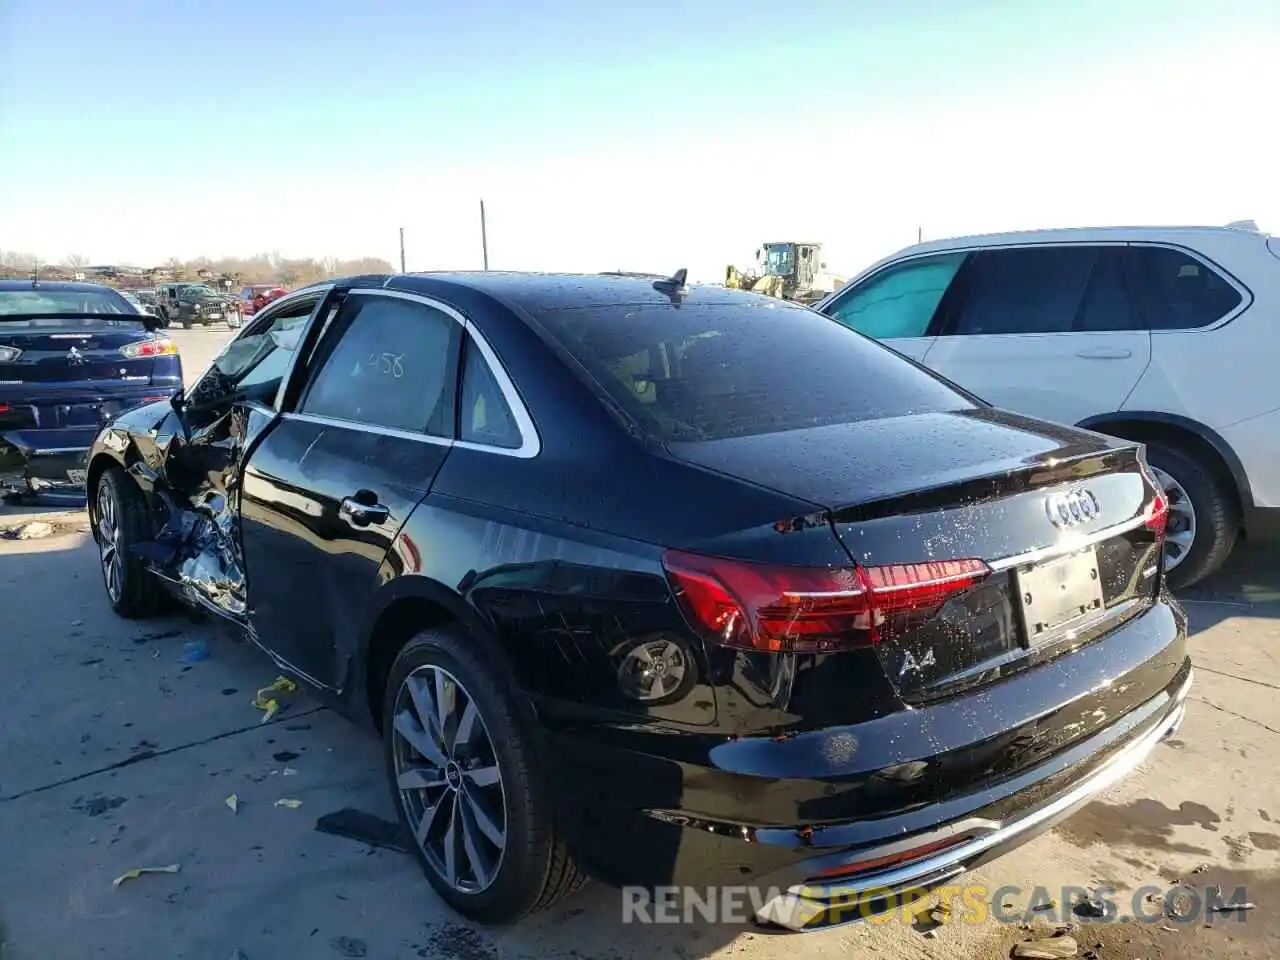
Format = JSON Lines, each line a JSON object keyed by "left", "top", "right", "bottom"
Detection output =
{"left": 1144, "top": 442, "right": 1239, "bottom": 589}
{"left": 383, "top": 627, "right": 586, "bottom": 924}
{"left": 95, "top": 468, "right": 163, "bottom": 618}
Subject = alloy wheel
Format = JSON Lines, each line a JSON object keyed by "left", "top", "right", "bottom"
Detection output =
{"left": 1150, "top": 465, "right": 1197, "bottom": 573}
{"left": 391, "top": 665, "right": 507, "bottom": 894}
{"left": 98, "top": 486, "right": 123, "bottom": 603}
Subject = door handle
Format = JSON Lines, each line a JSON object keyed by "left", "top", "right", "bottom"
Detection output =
{"left": 1074, "top": 347, "right": 1132, "bottom": 360}
{"left": 340, "top": 493, "right": 390, "bottom": 527}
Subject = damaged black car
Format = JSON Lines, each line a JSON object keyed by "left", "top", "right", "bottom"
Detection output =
{"left": 86, "top": 273, "right": 1190, "bottom": 929}
{"left": 1, "top": 280, "right": 181, "bottom": 501}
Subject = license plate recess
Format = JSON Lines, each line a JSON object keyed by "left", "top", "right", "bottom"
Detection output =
{"left": 1015, "top": 547, "right": 1106, "bottom": 647}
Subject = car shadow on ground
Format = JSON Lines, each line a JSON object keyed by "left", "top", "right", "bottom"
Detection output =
{"left": 1178, "top": 537, "right": 1280, "bottom": 636}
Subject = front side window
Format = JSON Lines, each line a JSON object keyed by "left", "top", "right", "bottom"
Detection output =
{"left": 191, "top": 296, "right": 318, "bottom": 408}
{"left": 300, "top": 295, "right": 457, "bottom": 435}
{"left": 532, "top": 299, "right": 972, "bottom": 442}
{"left": 947, "top": 246, "right": 1096, "bottom": 336}
{"left": 826, "top": 253, "right": 965, "bottom": 339}
{"left": 1127, "top": 246, "right": 1243, "bottom": 330}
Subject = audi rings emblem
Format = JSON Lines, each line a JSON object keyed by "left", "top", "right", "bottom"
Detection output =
{"left": 1045, "top": 489, "right": 1100, "bottom": 528}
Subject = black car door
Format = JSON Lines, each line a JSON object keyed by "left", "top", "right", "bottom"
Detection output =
{"left": 239, "top": 289, "right": 462, "bottom": 690}
{"left": 160, "top": 289, "right": 336, "bottom": 619}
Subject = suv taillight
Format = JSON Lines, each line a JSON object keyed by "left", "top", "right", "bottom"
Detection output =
{"left": 662, "top": 550, "right": 990, "bottom": 653}
{"left": 1144, "top": 488, "right": 1169, "bottom": 538}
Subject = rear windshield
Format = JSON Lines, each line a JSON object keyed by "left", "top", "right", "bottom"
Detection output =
{"left": 533, "top": 298, "right": 974, "bottom": 441}
{"left": 0, "top": 289, "right": 133, "bottom": 316}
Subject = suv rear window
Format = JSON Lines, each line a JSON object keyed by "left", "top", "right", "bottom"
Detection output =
{"left": 1127, "top": 246, "right": 1243, "bottom": 329}
{"left": 532, "top": 299, "right": 973, "bottom": 442}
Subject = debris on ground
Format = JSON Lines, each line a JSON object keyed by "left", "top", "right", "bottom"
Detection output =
{"left": 73, "top": 795, "right": 126, "bottom": 817}
{"left": 329, "top": 935, "right": 368, "bottom": 958}
{"left": 178, "top": 640, "right": 209, "bottom": 664}
{"left": 112, "top": 863, "right": 181, "bottom": 888}
{"left": 273, "top": 750, "right": 300, "bottom": 762}
{"left": 4, "top": 520, "right": 55, "bottom": 540}
{"left": 252, "top": 676, "right": 297, "bottom": 723}
{"left": 283, "top": 767, "right": 298, "bottom": 776}
{"left": 1206, "top": 884, "right": 1256, "bottom": 912}
{"left": 275, "top": 798, "right": 303, "bottom": 809}
{"left": 133, "top": 629, "right": 182, "bottom": 645}
{"left": 1072, "top": 894, "right": 1107, "bottom": 919}
{"left": 225, "top": 794, "right": 239, "bottom": 813}
{"left": 315, "top": 808, "right": 410, "bottom": 853}
{"left": 1010, "top": 934, "right": 1078, "bottom": 958}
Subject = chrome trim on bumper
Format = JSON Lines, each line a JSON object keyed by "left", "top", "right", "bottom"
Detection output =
{"left": 756, "top": 667, "right": 1193, "bottom": 931}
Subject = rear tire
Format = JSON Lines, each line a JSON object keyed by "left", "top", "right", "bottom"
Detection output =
{"left": 95, "top": 467, "right": 163, "bottom": 618}
{"left": 1144, "top": 441, "right": 1239, "bottom": 590}
{"left": 382, "top": 626, "right": 587, "bottom": 924}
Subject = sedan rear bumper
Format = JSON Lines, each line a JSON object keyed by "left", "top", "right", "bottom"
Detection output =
{"left": 0, "top": 426, "right": 97, "bottom": 491}
{"left": 755, "top": 667, "right": 1191, "bottom": 930}
{"left": 549, "top": 598, "right": 1189, "bottom": 912}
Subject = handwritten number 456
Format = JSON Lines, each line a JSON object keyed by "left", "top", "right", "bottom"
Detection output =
{"left": 365, "top": 352, "right": 406, "bottom": 378}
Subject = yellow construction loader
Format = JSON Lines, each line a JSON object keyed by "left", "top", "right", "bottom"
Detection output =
{"left": 725, "top": 241, "right": 844, "bottom": 304}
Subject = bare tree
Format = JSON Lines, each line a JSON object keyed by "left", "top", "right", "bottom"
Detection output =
{"left": 63, "top": 253, "right": 89, "bottom": 271}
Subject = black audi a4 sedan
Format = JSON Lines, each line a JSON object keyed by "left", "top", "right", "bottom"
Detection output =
{"left": 86, "top": 271, "right": 1190, "bottom": 929}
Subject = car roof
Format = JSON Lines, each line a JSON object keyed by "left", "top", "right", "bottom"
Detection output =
{"left": 896, "top": 223, "right": 1268, "bottom": 257}
{"left": 0, "top": 280, "right": 125, "bottom": 294}
{"left": 364, "top": 271, "right": 800, "bottom": 317}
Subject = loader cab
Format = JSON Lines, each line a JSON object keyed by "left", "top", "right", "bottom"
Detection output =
{"left": 762, "top": 242, "right": 823, "bottom": 296}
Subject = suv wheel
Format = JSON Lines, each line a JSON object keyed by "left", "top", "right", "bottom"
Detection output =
{"left": 1144, "top": 442, "right": 1239, "bottom": 589}
{"left": 383, "top": 626, "right": 586, "bottom": 924}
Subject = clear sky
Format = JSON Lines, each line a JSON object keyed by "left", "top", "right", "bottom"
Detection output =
{"left": 1, "top": 0, "right": 1276, "bottom": 281}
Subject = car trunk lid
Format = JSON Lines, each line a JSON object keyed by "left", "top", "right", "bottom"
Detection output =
{"left": 667, "top": 407, "right": 1165, "bottom": 704}
{"left": 0, "top": 316, "right": 158, "bottom": 385}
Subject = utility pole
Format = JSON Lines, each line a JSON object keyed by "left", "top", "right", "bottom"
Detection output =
{"left": 479, "top": 199, "right": 489, "bottom": 271}
{"left": 399, "top": 227, "right": 406, "bottom": 273}
{"left": 917, "top": 226, "right": 923, "bottom": 243}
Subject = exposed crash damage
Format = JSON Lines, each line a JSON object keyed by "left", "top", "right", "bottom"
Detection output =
{"left": 90, "top": 314, "right": 309, "bottom": 622}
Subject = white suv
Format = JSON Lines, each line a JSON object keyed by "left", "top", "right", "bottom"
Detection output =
{"left": 816, "top": 223, "right": 1279, "bottom": 588}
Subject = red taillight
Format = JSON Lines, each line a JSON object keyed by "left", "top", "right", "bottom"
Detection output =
{"left": 0, "top": 402, "right": 9, "bottom": 414}
{"left": 1144, "top": 488, "right": 1169, "bottom": 537}
{"left": 662, "top": 550, "right": 989, "bottom": 653}
{"left": 121, "top": 338, "right": 178, "bottom": 359}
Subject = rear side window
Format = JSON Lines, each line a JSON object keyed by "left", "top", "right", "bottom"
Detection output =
{"left": 301, "top": 295, "right": 457, "bottom": 435}
{"left": 1075, "top": 248, "right": 1139, "bottom": 332}
{"left": 532, "top": 300, "right": 973, "bottom": 442}
{"left": 1127, "top": 246, "right": 1242, "bottom": 330}
{"left": 947, "top": 247, "right": 1096, "bottom": 335}
{"left": 458, "top": 336, "right": 521, "bottom": 449}
{"left": 825, "top": 253, "right": 965, "bottom": 339}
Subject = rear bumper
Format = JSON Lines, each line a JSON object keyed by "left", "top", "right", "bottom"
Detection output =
{"left": 549, "top": 597, "right": 1189, "bottom": 914}
{"left": 0, "top": 427, "right": 96, "bottom": 491}
{"left": 755, "top": 667, "right": 1191, "bottom": 930}
{"left": 0, "top": 386, "right": 178, "bottom": 491}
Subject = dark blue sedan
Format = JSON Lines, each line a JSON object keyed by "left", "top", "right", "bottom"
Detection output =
{"left": 0, "top": 280, "right": 183, "bottom": 499}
